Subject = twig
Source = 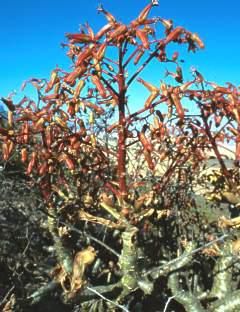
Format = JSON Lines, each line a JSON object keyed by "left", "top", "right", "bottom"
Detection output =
{"left": 59, "top": 221, "right": 121, "bottom": 258}
{"left": 0, "top": 285, "right": 15, "bottom": 307}
{"left": 86, "top": 286, "right": 130, "bottom": 312}
{"left": 163, "top": 293, "right": 180, "bottom": 312}
{"left": 86, "top": 232, "right": 120, "bottom": 258}
{"left": 144, "top": 234, "right": 229, "bottom": 278}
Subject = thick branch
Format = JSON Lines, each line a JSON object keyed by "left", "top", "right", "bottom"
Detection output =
{"left": 168, "top": 272, "right": 206, "bottom": 312}
{"left": 117, "top": 43, "right": 127, "bottom": 202}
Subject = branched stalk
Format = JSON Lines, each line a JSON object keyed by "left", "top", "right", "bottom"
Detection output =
{"left": 146, "top": 241, "right": 197, "bottom": 279}
{"left": 117, "top": 43, "right": 127, "bottom": 203}
{"left": 47, "top": 205, "right": 73, "bottom": 274}
{"left": 200, "top": 106, "right": 233, "bottom": 187}
{"left": 210, "top": 290, "right": 240, "bottom": 312}
{"left": 168, "top": 272, "right": 206, "bottom": 312}
{"left": 209, "top": 240, "right": 234, "bottom": 300}
{"left": 165, "top": 241, "right": 206, "bottom": 312}
{"left": 119, "top": 226, "right": 139, "bottom": 293}
{"left": 28, "top": 280, "right": 58, "bottom": 305}
{"left": 145, "top": 235, "right": 228, "bottom": 279}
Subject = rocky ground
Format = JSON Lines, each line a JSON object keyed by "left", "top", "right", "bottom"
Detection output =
{"left": 0, "top": 163, "right": 71, "bottom": 311}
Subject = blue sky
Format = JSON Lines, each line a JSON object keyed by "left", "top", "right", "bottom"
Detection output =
{"left": 0, "top": 0, "right": 239, "bottom": 105}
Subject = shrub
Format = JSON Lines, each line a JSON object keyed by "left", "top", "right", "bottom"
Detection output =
{"left": 1, "top": 2, "right": 240, "bottom": 311}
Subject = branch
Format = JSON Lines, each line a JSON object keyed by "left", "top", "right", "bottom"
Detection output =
{"left": 168, "top": 272, "right": 206, "bottom": 312}
{"left": 59, "top": 221, "right": 121, "bottom": 258}
{"left": 210, "top": 290, "right": 240, "bottom": 312}
{"left": 127, "top": 45, "right": 161, "bottom": 87}
{"left": 209, "top": 240, "right": 234, "bottom": 300}
{"left": 144, "top": 234, "right": 228, "bottom": 280}
{"left": 86, "top": 286, "right": 130, "bottom": 312}
{"left": 200, "top": 106, "right": 233, "bottom": 187}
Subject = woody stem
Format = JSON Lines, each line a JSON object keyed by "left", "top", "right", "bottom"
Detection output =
{"left": 117, "top": 43, "right": 127, "bottom": 204}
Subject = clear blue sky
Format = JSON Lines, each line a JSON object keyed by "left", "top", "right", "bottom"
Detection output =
{"left": 0, "top": 0, "right": 239, "bottom": 102}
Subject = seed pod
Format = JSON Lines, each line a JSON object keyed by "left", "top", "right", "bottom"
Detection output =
{"left": 2, "top": 142, "right": 9, "bottom": 160}
{"left": 137, "top": 77, "right": 158, "bottom": 92}
{"left": 143, "top": 150, "right": 155, "bottom": 170}
{"left": 172, "top": 51, "right": 179, "bottom": 61}
{"left": 73, "top": 141, "right": 81, "bottom": 151}
{"left": 76, "top": 46, "right": 93, "bottom": 66}
{"left": 21, "top": 148, "right": 28, "bottom": 163}
{"left": 7, "top": 140, "right": 14, "bottom": 155}
{"left": 65, "top": 33, "right": 93, "bottom": 43}
{"left": 159, "top": 151, "right": 168, "bottom": 161}
{"left": 74, "top": 102, "right": 80, "bottom": 113}
{"left": 153, "top": 116, "right": 161, "bottom": 129}
{"left": 98, "top": 4, "right": 116, "bottom": 25}
{"left": 171, "top": 93, "right": 184, "bottom": 120}
{"left": 134, "top": 49, "right": 144, "bottom": 65}
{"left": 26, "top": 151, "right": 37, "bottom": 175}
{"left": 64, "top": 65, "right": 87, "bottom": 86}
{"left": 139, "top": 131, "right": 153, "bottom": 152}
{"left": 85, "top": 22, "right": 94, "bottom": 40}
{"left": 54, "top": 82, "right": 61, "bottom": 94}
{"left": 96, "top": 43, "right": 107, "bottom": 61}
{"left": 41, "top": 93, "right": 59, "bottom": 102}
{"left": 91, "top": 75, "right": 107, "bottom": 98}
{"left": 227, "top": 126, "right": 238, "bottom": 136}
{"left": 79, "top": 100, "right": 86, "bottom": 112}
{"left": 89, "top": 111, "right": 94, "bottom": 125}
{"left": 45, "top": 70, "right": 58, "bottom": 92}
{"left": 155, "top": 110, "right": 164, "bottom": 122}
{"left": 22, "top": 122, "right": 29, "bottom": 144}
{"left": 105, "top": 63, "right": 114, "bottom": 72}
{"left": 145, "top": 92, "right": 158, "bottom": 108}
{"left": 236, "top": 142, "right": 240, "bottom": 161}
{"left": 8, "top": 111, "right": 13, "bottom": 127}
{"left": 179, "top": 80, "right": 194, "bottom": 92}
{"left": 191, "top": 33, "right": 204, "bottom": 49}
{"left": 233, "top": 108, "right": 240, "bottom": 124}
{"left": 38, "top": 161, "right": 48, "bottom": 176}
{"left": 67, "top": 103, "right": 76, "bottom": 117}
{"left": 93, "top": 58, "right": 102, "bottom": 74}
{"left": 59, "top": 109, "right": 69, "bottom": 121}
{"left": 85, "top": 101, "right": 105, "bottom": 114}
{"left": 95, "top": 23, "right": 113, "bottom": 40}
{"left": 55, "top": 117, "right": 67, "bottom": 128}
{"left": 65, "top": 155, "right": 75, "bottom": 170}
{"left": 78, "top": 119, "right": 87, "bottom": 136}
{"left": 35, "top": 117, "right": 45, "bottom": 130}
{"left": 159, "top": 18, "right": 173, "bottom": 30}
{"left": 209, "top": 83, "right": 231, "bottom": 94}
{"left": 91, "top": 134, "right": 96, "bottom": 146}
{"left": 45, "top": 126, "right": 53, "bottom": 148}
{"left": 48, "top": 165, "right": 54, "bottom": 174}
{"left": 108, "top": 24, "right": 128, "bottom": 41}
{"left": 165, "top": 27, "right": 184, "bottom": 44}
{"left": 167, "top": 100, "right": 173, "bottom": 119}
{"left": 160, "top": 81, "right": 168, "bottom": 96}
{"left": 136, "top": 3, "right": 154, "bottom": 25}
{"left": 136, "top": 29, "right": 150, "bottom": 50}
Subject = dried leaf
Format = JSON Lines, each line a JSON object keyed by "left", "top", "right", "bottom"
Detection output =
{"left": 69, "top": 246, "right": 96, "bottom": 297}
{"left": 2, "top": 294, "right": 16, "bottom": 312}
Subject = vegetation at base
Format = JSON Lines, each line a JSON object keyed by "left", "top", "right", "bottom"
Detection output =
{"left": 0, "top": 1, "right": 240, "bottom": 311}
